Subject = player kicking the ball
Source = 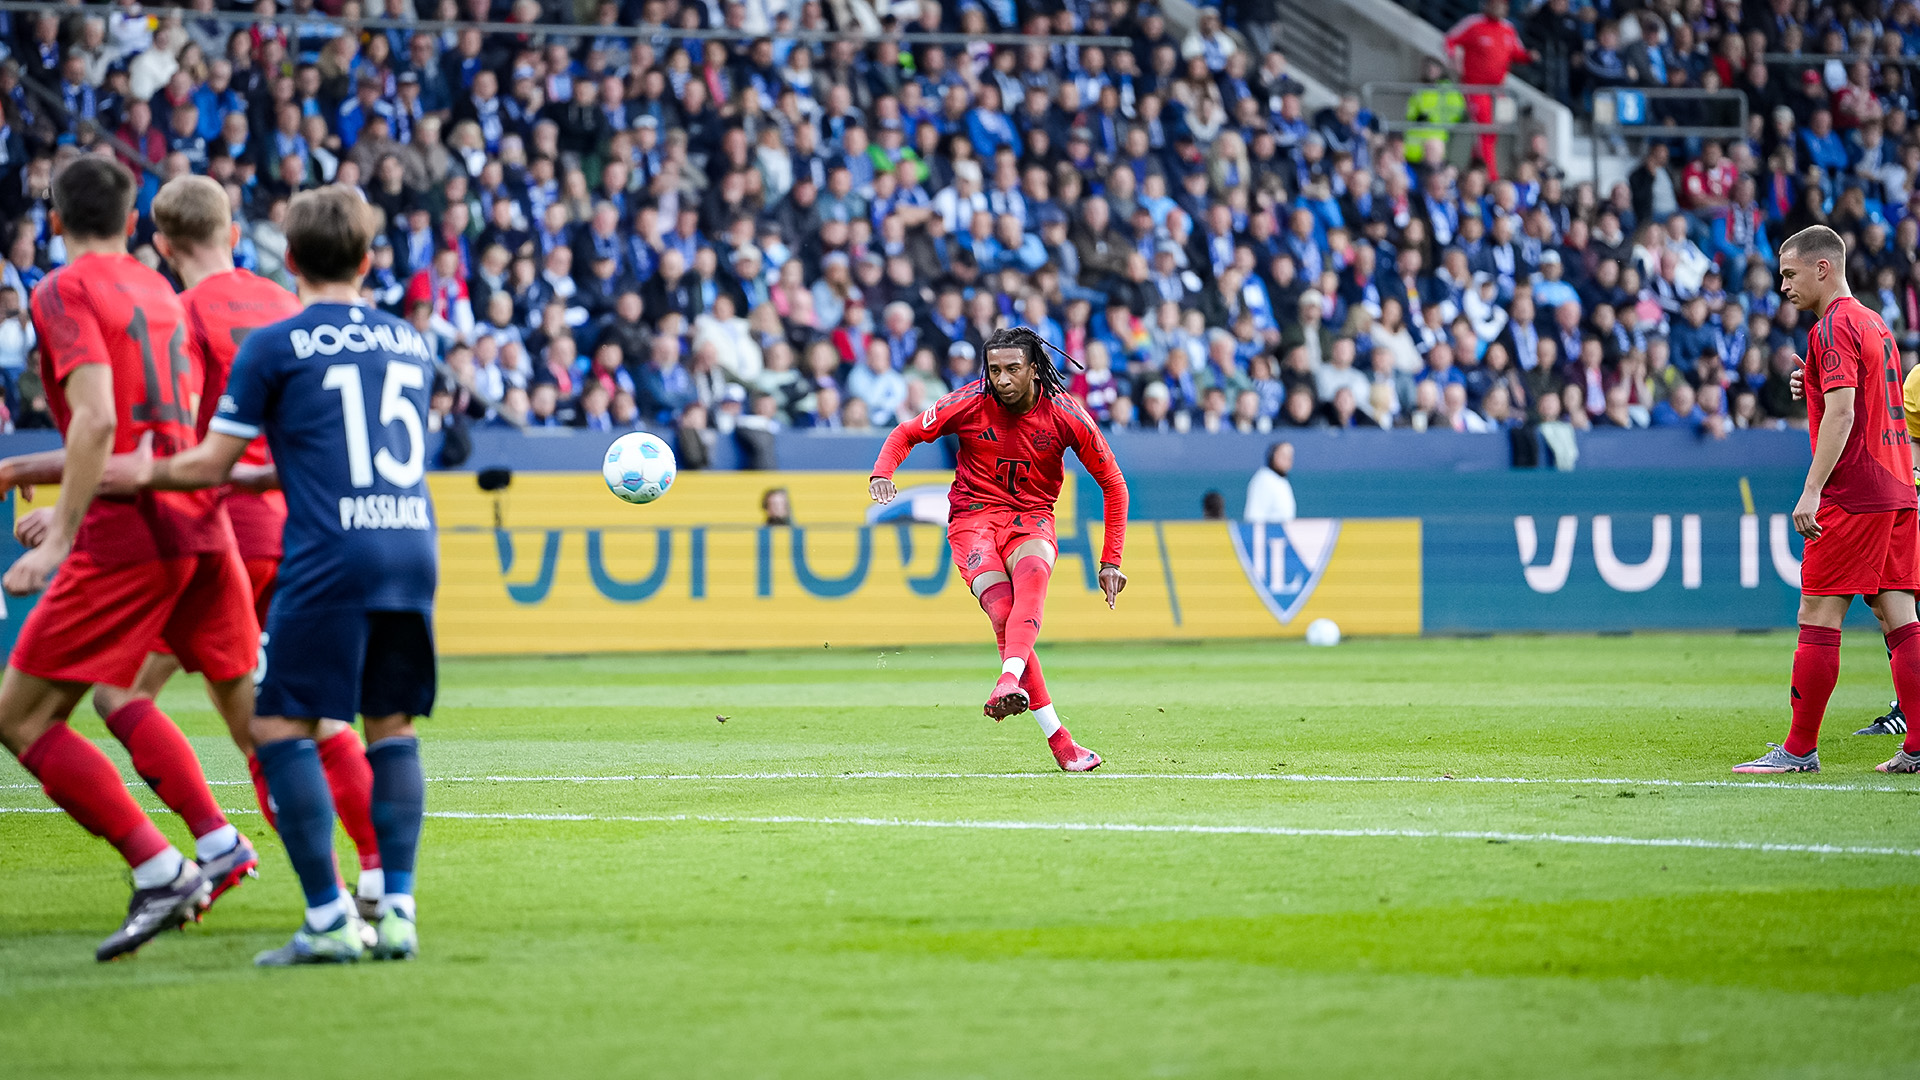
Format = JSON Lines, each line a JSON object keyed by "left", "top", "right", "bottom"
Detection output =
{"left": 127, "top": 186, "right": 437, "bottom": 964}
{"left": 869, "top": 327, "right": 1128, "bottom": 771}
{"left": 0, "top": 157, "right": 264, "bottom": 960}
{"left": 2, "top": 176, "right": 389, "bottom": 918}
{"left": 1734, "top": 224, "right": 1920, "bottom": 775}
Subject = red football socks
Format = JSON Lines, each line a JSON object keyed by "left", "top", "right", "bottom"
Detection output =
{"left": 1784, "top": 625, "right": 1843, "bottom": 757}
{"left": 978, "top": 581, "right": 1050, "bottom": 709}
{"left": 20, "top": 721, "right": 171, "bottom": 867}
{"left": 318, "top": 726, "right": 382, "bottom": 871}
{"left": 103, "top": 699, "right": 228, "bottom": 840}
{"left": 246, "top": 751, "right": 277, "bottom": 829}
{"left": 1886, "top": 621, "right": 1920, "bottom": 755}
{"left": 1004, "top": 558, "right": 1052, "bottom": 674}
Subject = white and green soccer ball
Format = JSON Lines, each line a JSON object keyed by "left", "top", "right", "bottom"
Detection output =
{"left": 602, "top": 431, "right": 677, "bottom": 505}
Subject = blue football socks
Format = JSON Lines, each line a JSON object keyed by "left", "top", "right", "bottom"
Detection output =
{"left": 253, "top": 738, "right": 342, "bottom": 909}
{"left": 367, "top": 736, "right": 424, "bottom": 900}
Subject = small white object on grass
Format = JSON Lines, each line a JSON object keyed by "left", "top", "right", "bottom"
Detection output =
{"left": 1305, "top": 619, "right": 1341, "bottom": 647}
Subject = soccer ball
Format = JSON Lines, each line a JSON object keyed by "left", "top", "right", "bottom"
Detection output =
{"left": 602, "top": 432, "right": 677, "bottom": 505}
{"left": 1305, "top": 619, "right": 1342, "bottom": 647}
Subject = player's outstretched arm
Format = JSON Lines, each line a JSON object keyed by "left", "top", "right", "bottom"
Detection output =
{"left": 3, "top": 367, "right": 112, "bottom": 595}
{"left": 227, "top": 462, "right": 280, "bottom": 493}
{"left": 869, "top": 414, "right": 934, "bottom": 503}
{"left": 139, "top": 431, "right": 251, "bottom": 492}
{"left": 0, "top": 447, "right": 67, "bottom": 499}
{"left": 1064, "top": 401, "right": 1131, "bottom": 608}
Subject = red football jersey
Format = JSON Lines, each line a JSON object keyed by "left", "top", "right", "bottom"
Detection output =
{"left": 182, "top": 268, "right": 301, "bottom": 559}
{"left": 30, "top": 252, "right": 232, "bottom": 564}
{"left": 1806, "top": 295, "right": 1915, "bottom": 514}
{"left": 1444, "top": 14, "right": 1530, "bottom": 86}
{"left": 872, "top": 383, "right": 1130, "bottom": 565}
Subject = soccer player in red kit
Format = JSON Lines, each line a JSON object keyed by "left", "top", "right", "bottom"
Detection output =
{"left": 3, "top": 176, "right": 389, "bottom": 917}
{"left": 1734, "top": 224, "right": 1920, "bottom": 775}
{"left": 869, "top": 327, "right": 1128, "bottom": 771}
{"left": 0, "top": 157, "right": 261, "bottom": 961}
{"left": 1444, "top": 0, "right": 1535, "bottom": 178}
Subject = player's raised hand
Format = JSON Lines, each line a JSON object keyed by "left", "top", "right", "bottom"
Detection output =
{"left": 869, "top": 477, "right": 897, "bottom": 504}
{"left": 1098, "top": 563, "right": 1127, "bottom": 609}
{"left": 13, "top": 506, "right": 52, "bottom": 548}
{"left": 1793, "top": 488, "right": 1822, "bottom": 540}
{"left": 98, "top": 432, "right": 154, "bottom": 496}
{"left": 1789, "top": 356, "right": 1805, "bottom": 401}
{"left": 4, "top": 539, "right": 64, "bottom": 596}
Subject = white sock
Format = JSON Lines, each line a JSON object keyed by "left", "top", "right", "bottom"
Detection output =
{"left": 194, "top": 824, "right": 239, "bottom": 861}
{"left": 356, "top": 867, "right": 385, "bottom": 900}
{"left": 1001, "top": 656, "right": 1026, "bottom": 680}
{"left": 304, "top": 892, "right": 354, "bottom": 932}
{"left": 378, "top": 893, "right": 416, "bottom": 920}
{"left": 131, "top": 847, "right": 184, "bottom": 890}
{"left": 1033, "top": 703, "right": 1063, "bottom": 738}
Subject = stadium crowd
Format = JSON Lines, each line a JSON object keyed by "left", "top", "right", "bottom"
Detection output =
{"left": 0, "top": 0, "right": 1911, "bottom": 467}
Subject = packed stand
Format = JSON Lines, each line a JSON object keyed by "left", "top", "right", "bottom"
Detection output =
{"left": 0, "top": 0, "right": 1904, "bottom": 467}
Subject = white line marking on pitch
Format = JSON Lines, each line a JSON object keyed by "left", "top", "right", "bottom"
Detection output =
{"left": 4, "top": 804, "right": 1912, "bottom": 858}
{"left": 424, "top": 811, "right": 1920, "bottom": 858}
{"left": 3, "top": 771, "right": 1917, "bottom": 792}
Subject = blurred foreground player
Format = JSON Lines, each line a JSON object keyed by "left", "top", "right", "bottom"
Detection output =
{"left": 4, "top": 175, "right": 388, "bottom": 916}
{"left": 868, "top": 327, "right": 1128, "bottom": 771}
{"left": 129, "top": 186, "right": 438, "bottom": 963}
{"left": 0, "top": 157, "right": 261, "bottom": 960}
{"left": 1734, "top": 225, "right": 1920, "bottom": 774}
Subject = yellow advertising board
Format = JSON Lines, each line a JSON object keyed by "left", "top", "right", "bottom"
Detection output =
{"left": 427, "top": 472, "right": 1421, "bottom": 655}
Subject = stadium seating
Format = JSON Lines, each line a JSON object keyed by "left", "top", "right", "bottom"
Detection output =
{"left": 0, "top": 0, "right": 1909, "bottom": 468}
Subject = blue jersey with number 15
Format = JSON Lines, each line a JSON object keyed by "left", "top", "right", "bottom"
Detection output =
{"left": 211, "top": 300, "right": 438, "bottom": 614}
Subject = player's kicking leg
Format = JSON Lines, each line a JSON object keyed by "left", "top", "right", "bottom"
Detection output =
{"left": 979, "top": 538, "right": 1101, "bottom": 771}
{"left": 93, "top": 654, "right": 259, "bottom": 913}
{"left": 0, "top": 668, "right": 209, "bottom": 960}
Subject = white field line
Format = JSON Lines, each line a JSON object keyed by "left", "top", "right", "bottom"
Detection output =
{"left": 372, "top": 810, "right": 1920, "bottom": 859}
{"left": 3, "top": 770, "right": 1918, "bottom": 792}
{"left": 4, "top": 804, "right": 1916, "bottom": 857}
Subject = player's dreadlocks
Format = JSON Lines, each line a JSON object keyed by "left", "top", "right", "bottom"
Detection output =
{"left": 981, "top": 325, "right": 1081, "bottom": 399}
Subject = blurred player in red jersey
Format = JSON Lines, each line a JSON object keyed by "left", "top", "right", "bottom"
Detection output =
{"left": 1444, "top": 0, "right": 1535, "bottom": 178}
{"left": 1734, "top": 224, "right": 1920, "bottom": 775}
{"left": 2, "top": 175, "right": 389, "bottom": 918}
{"left": 869, "top": 327, "right": 1128, "bottom": 771}
{"left": 0, "top": 157, "right": 261, "bottom": 961}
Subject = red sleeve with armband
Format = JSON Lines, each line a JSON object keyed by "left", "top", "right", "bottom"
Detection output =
{"left": 1057, "top": 395, "right": 1128, "bottom": 566}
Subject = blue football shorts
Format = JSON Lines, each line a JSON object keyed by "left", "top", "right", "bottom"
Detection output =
{"left": 257, "top": 607, "right": 437, "bottom": 721}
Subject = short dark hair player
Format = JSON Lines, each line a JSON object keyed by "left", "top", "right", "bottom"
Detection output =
{"left": 1735, "top": 225, "right": 1920, "bottom": 775}
{"left": 0, "top": 156, "right": 264, "bottom": 960}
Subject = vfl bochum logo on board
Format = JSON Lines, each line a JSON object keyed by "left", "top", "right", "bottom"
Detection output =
{"left": 1227, "top": 520, "right": 1341, "bottom": 625}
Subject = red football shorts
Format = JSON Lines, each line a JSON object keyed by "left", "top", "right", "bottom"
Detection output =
{"left": 948, "top": 509, "right": 1058, "bottom": 590}
{"left": 1800, "top": 505, "right": 1920, "bottom": 596}
{"left": 11, "top": 548, "right": 261, "bottom": 686}
{"left": 244, "top": 556, "right": 279, "bottom": 627}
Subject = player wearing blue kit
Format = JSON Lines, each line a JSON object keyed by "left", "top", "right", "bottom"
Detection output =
{"left": 129, "top": 187, "right": 436, "bottom": 965}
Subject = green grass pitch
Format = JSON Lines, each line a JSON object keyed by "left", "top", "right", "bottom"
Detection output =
{"left": 3, "top": 633, "right": 1918, "bottom": 1079}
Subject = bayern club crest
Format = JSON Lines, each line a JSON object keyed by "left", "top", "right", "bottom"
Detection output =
{"left": 1228, "top": 520, "right": 1342, "bottom": 625}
